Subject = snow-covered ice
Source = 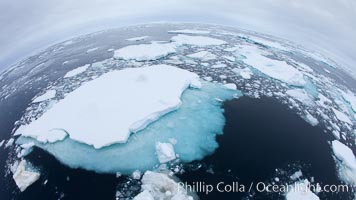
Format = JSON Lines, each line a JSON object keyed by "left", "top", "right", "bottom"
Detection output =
{"left": 286, "top": 89, "right": 314, "bottom": 107}
{"left": 32, "top": 90, "right": 56, "bottom": 103}
{"left": 17, "top": 81, "right": 240, "bottom": 173}
{"left": 168, "top": 29, "right": 210, "bottom": 34}
{"left": 114, "top": 43, "right": 176, "bottom": 61}
{"left": 340, "top": 90, "right": 356, "bottom": 112}
{"left": 172, "top": 34, "right": 226, "bottom": 46}
{"left": 5, "top": 138, "right": 15, "bottom": 148}
{"left": 286, "top": 179, "right": 319, "bottom": 200}
{"left": 332, "top": 108, "right": 352, "bottom": 124}
{"left": 126, "top": 36, "right": 149, "bottom": 41}
{"left": 155, "top": 142, "right": 176, "bottom": 163}
{"left": 134, "top": 171, "right": 193, "bottom": 200}
{"left": 331, "top": 140, "right": 356, "bottom": 184}
{"left": 16, "top": 65, "right": 201, "bottom": 148}
{"left": 64, "top": 64, "right": 90, "bottom": 78}
{"left": 223, "top": 83, "right": 237, "bottom": 90}
{"left": 232, "top": 67, "right": 253, "bottom": 79}
{"left": 12, "top": 160, "right": 40, "bottom": 192}
{"left": 236, "top": 44, "right": 306, "bottom": 86}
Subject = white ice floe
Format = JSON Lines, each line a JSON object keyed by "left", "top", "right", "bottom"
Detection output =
{"left": 16, "top": 65, "right": 201, "bottom": 148}
{"left": 5, "top": 138, "right": 15, "bottom": 148}
{"left": 86, "top": 47, "right": 98, "bottom": 53}
{"left": 168, "top": 29, "right": 210, "bottom": 34}
{"left": 331, "top": 140, "right": 356, "bottom": 184}
{"left": 236, "top": 44, "right": 305, "bottom": 86}
{"left": 223, "top": 83, "right": 237, "bottom": 90}
{"left": 332, "top": 108, "right": 352, "bottom": 124}
{"left": 303, "top": 111, "right": 319, "bottom": 126}
{"left": 286, "top": 179, "right": 319, "bottom": 200}
{"left": 172, "top": 34, "right": 226, "bottom": 46}
{"left": 32, "top": 90, "right": 56, "bottom": 103}
{"left": 113, "top": 43, "right": 176, "bottom": 61}
{"left": 12, "top": 160, "right": 40, "bottom": 192}
{"left": 156, "top": 142, "right": 176, "bottom": 163}
{"left": 340, "top": 90, "right": 356, "bottom": 112}
{"left": 187, "top": 51, "right": 217, "bottom": 61}
{"left": 132, "top": 170, "right": 142, "bottom": 180}
{"left": 286, "top": 89, "right": 314, "bottom": 106}
{"left": 134, "top": 171, "right": 193, "bottom": 200}
{"left": 64, "top": 64, "right": 90, "bottom": 78}
{"left": 126, "top": 36, "right": 149, "bottom": 41}
{"left": 0, "top": 140, "right": 4, "bottom": 147}
{"left": 232, "top": 67, "right": 253, "bottom": 79}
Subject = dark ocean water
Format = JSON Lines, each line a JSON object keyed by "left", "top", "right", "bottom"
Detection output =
{"left": 178, "top": 96, "right": 352, "bottom": 200}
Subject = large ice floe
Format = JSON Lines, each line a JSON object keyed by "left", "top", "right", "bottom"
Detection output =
{"left": 114, "top": 43, "right": 176, "bottom": 61}
{"left": 16, "top": 65, "right": 240, "bottom": 173}
{"left": 331, "top": 140, "right": 356, "bottom": 185}
{"left": 12, "top": 160, "right": 40, "bottom": 192}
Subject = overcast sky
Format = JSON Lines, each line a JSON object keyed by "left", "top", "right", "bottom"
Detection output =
{"left": 0, "top": 0, "right": 355, "bottom": 72}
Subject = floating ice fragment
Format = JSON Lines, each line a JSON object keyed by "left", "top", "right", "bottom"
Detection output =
{"left": 114, "top": 43, "right": 176, "bottom": 61}
{"left": 331, "top": 140, "right": 356, "bottom": 184}
{"left": 156, "top": 142, "right": 176, "bottom": 164}
{"left": 223, "top": 83, "right": 237, "bottom": 90}
{"left": 32, "top": 90, "right": 56, "bottom": 103}
{"left": 332, "top": 108, "right": 352, "bottom": 124}
{"left": 286, "top": 179, "right": 319, "bottom": 200}
{"left": 340, "top": 90, "right": 356, "bottom": 113}
{"left": 134, "top": 171, "right": 193, "bottom": 200}
{"left": 168, "top": 29, "right": 210, "bottom": 34}
{"left": 232, "top": 67, "right": 253, "bottom": 79}
{"left": 0, "top": 140, "right": 4, "bottom": 147}
{"left": 286, "top": 89, "right": 314, "bottom": 107}
{"left": 126, "top": 36, "right": 149, "bottom": 41}
{"left": 187, "top": 51, "right": 216, "bottom": 61}
{"left": 64, "top": 64, "right": 90, "bottom": 78}
{"left": 12, "top": 160, "right": 40, "bottom": 192}
{"left": 172, "top": 34, "right": 226, "bottom": 46}
{"left": 5, "top": 138, "right": 14, "bottom": 148}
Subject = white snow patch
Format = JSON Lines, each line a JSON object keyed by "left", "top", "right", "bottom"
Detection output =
{"left": 286, "top": 179, "right": 319, "bottom": 200}
{"left": 332, "top": 108, "right": 352, "bottom": 124}
{"left": 168, "top": 29, "right": 210, "bottom": 34}
{"left": 331, "top": 140, "right": 356, "bottom": 184}
{"left": 64, "top": 64, "right": 89, "bottom": 78}
{"left": 126, "top": 36, "right": 149, "bottom": 41}
{"left": 172, "top": 34, "right": 226, "bottom": 46}
{"left": 12, "top": 160, "right": 40, "bottom": 192}
{"left": 134, "top": 171, "right": 193, "bottom": 200}
{"left": 114, "top": 43, "right": 176, "bottom": 61}
{"left": 155, "top": 142, "right": 176, "bottom": 163}
{"left": 16, "top": 65, "right": 201, "bottom": 149}
{"left": 286, "top": 89, "right": 314, "bottom": 106}
{"left": 223, "top": 83, "right": 237, "bottom": 90}
{"left": 236, "top": 45, "right": 305, "bottom": 86}
{"left": 32, "top": 90, "right": 56, "bottom": 103}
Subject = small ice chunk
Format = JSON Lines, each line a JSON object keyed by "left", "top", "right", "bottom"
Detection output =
{"left": 5, "top": 138, "right": 15, "bottom": 148}
{"left": 331, "top": 140, "right": 356, "bottom": 184}
{"left": 114, "top": 43, "right": 176, "bottom": 61}
{"left": 86, "top": 47, "right": 98, "bottom": 53}
{"left": 286, "top": 89, "right": 314, "bottom": 106}
{"left": 303, "top": 111, "right": 319, "bottom": 126}
{"left": 134, "top": 171, "right": 193, "bottom": 200}
{"left": 132, "top": 170, "right": 142, "bottom": 180}
{"left": 64, "top": 64, "right": 90, "bottom": 78}
{"left": 172, "top": 34, "right": 226, "bottom": 46}
{"left": 168, "top": 29, "right": 210, "bottom": 34}
{"left": 332, "top": 108, "right": 352, "bottom": 124}
{"left": 211, "top": 63, "right": 227, "bottom": 68}
{"left": 12, "top": 160, "right": 40, "bottom": 192}
{"left": 286, "top": 179, "right": 319, "bottom": 200}
{"left": 0, "top": 140, "right": 5, "bottom": 147}
{"left": 156, "top": 142, "right": 176, "bottom": 163}
{"left": 32, "top": 90, "right": 56, "bottom": 103}
{"left": 187, "top": 51, "right": 216, "bottom": 61}
{"left": 223, "top": 83, "right": 237, "bottom": 90}
{"left": 126, "top": 36, "right": 149, "bottom": 41}
{"left": 290, "top": 170, "right": 303, "bottom": 180}
{"left": 232, "top": 67, "right": 253, "bottom": 79}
